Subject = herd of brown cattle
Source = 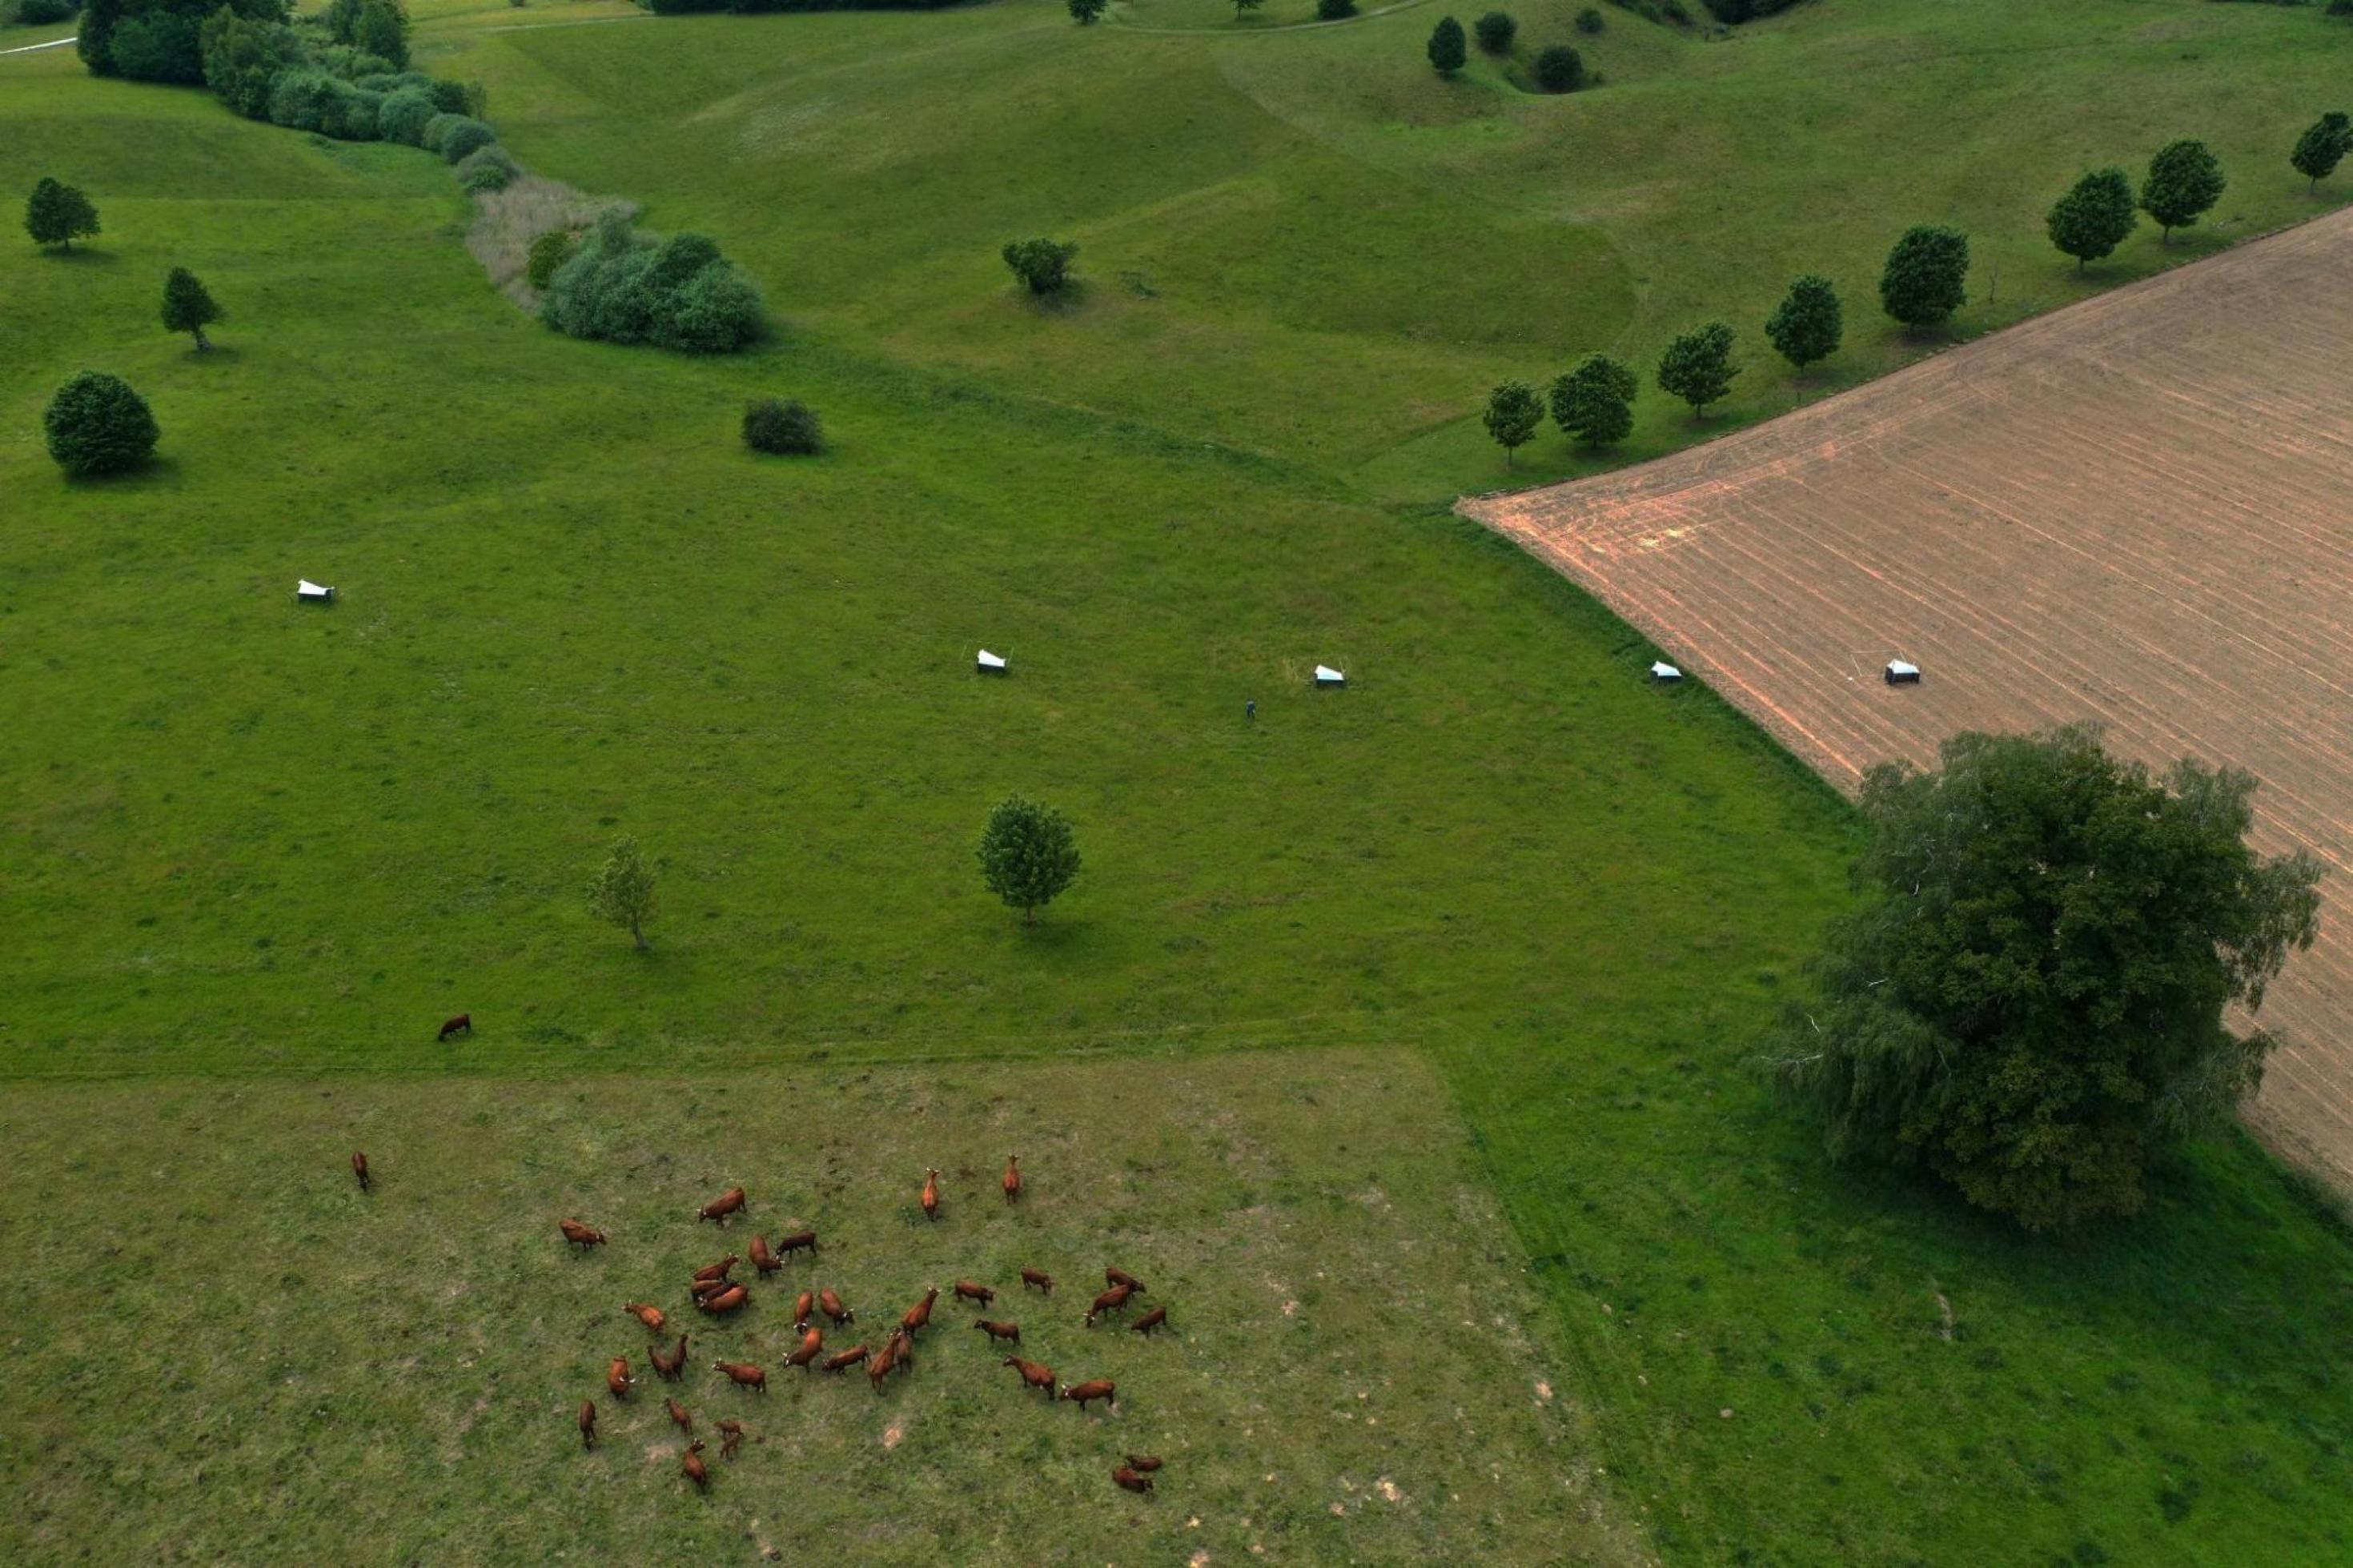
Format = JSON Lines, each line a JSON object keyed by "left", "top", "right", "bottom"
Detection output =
{"left": 341, "top": 1152, "right": 1175, "bottom": 1498}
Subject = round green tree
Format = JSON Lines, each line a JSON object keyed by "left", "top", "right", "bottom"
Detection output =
{"left": 43, "top": 371, "right": 158, "bottom": 477}
{"left": 2140, "top": 138, "right": 2225, "bottom": 243}
{"left": 161, "top": 267, "right": 223, "bottom": 350}
{"left": 978, "top": 795, "right": 1081, "bottom": 924}
{"left": 2291, "top": 112, "right": 2352, "bottom": 193}
{"left": 1548, "top": 352, "right": 1637, "bottom": 446}
{"left": 743, "top": 397, "right": 823, "bottom": 455}
{"left": 1474, "top": 10, "right": 1514, "bottom": 50}
{"left": 1532, "top": 44, "right": 1583, "bottom": 92}
{"left": 1771, "top": 726, "right": 2321, "bottom": 1231}
{"left": 2045, "top": 167, "right": 2138, "bottom": 272}
{"left": 1878, "top": 224, "right": 1969, "bottom": 330}
{"left": 1656, "top": 321, "right": 1738, "bottom": 416}
{"left": 1002, "top": 237, "right": 1078, "bottom": 295}
{"left": 1068, "top": 0, "right": 1106, "bottom": 22}
{"left": 1427, "top": 14, "right": 1467, "bottom": 75}
{"left": 1483, "top": 380, "right": 1544, "bottom": 467}
{"left": 1763, "top": 274, "right": 1841, "bottom": 371}
{"left": 26, "top": 177, "right": 101, "bottom": 251}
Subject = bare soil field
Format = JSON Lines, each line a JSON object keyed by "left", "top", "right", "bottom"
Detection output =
{"left": 1464, "top": 207, "right": 2353, "bottom": 1184}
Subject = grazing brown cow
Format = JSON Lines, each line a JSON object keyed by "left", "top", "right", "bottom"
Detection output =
{"left": 691, "top": 1277, "right": 735, "bottom": 1303}
{"left": 1084, "top": 1282, "right": 1136, "bottom": 1326}
{"left": 577, "top": 1398, "right": 596, "bottom": 1449}
{"left": 351, "top": 1152, "right": 371, "bottom": 1193}
{"left": 1003, "top": 1154, "right": 1022, "bottom": 1204}
{"left": 972, "top": 1319, "right": 1021, "bottom": 1344}
{"left": 953, "top": 1280, "right": 994, "bottom": 1308}
{"left": 865, "top": 1336, "right": 897, "bottom": 1394}
{"left": 1020, "top": 1268, "right": 1054, "bottom": 1295}
{"left": 651, "top": 1333, "right": 689, "bottom": 1381}
{"left": 749, "top": 1234, "right": 781, "bottom": 1276}
{"left": 1002, "top": 1357, "right": 1056, "bottom": 1399}
{"left": 1112, "top": 1466, "right": 1154, "bottom": 1494}
{"left": 901, "top": 1288, "right": 938, "bottom": 1336}
{"left": 692, "top": 1255, "right": 738, "bottom": 1284}
{"left": 1124, "top": 1454, "right": 1163, "bottom": 1473}
{"left": 713, "top": 1359, "right": 768, "bottom": 1394}
{"left": 697, "top": 1186, "right": 747, "bottom": 1225}
{"left": 681, "top": 1441, "right": 709, "bottom": 1491}
{"left": 697, "top": 1284, "right": 748, "bottom": 1316}
{"left": 821, "top": 1344, "right": 871, "bottom": 1374}
{"left": 792, "top": 1290, "right": 815, "bottom": 1330}
{"left": 1060, "top": 1378, "right": 1116, "bottom": 1414}
{"left": 437, "top": 1013, "right": 472, "bottom": 1041}
{"left": 625, "top": 1302, "right": 667, "bottom": 1333}
{"left": 665, "top": 1398, "right": 693, "bottom": 1434}
{"left": 1105, "top": 1267, "right": 1146, "bottom": 1294}
{"left": 819, "top": 1289, "right": 854, "bottom": 1326}
{"left": 607, "top": 1355, "right": 634, "bottom": 1399}
{"left": 717, "top": 1418, "right": 745, "bottom": 1460}
{"left": 558, "top": 1218, "right": 607, "bottom": 1249}
{"left": 775, "top": 1229, "right": 818, "bottom": 1259}
{"left": 784, "top": 1327, "right": 825, "bottom": 1371}
{"left": 879, "top": 1326, "right": 915, "bottom": 1378}
{"left": 1130, "top": 1306, "right": 1168, "bottom": 1337}
{"left": 921, "top": 1168, "right": 940, "bottom": 1223}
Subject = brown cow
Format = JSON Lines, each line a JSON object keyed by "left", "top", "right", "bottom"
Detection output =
{"left": 717, "top": 1418, "right": 745, "bottom": 1460}
{"left": 820, "top": 1289, "right": 854, "bottom": 1326}
{"left": 624, "top": 1301, "right": 666, "bottom": 1333}
{"left": 953, "top": 1280, "right": 994, "bottom": 1308}
{"left": 821, "top": 1344, "right": 871, "bottom": 1374}
{"left": 972, "top": 1319, "right": 1021, "bottom": 1344}
{"left": 883, "top": 1326, "right": 916, "bottom": 1378}
{"left": 1060, "top": 1378, "right": 1116, "bottom": 1413}
{"left": 713, "top": 1359, "right": 768, "bottom": 1394}
{"left": 1002, "top": 1356, "right": 1055, "bottom": 1398}
{"left": 696, "top": 1284, "right": 748, "bottom": 1316}
{"left": 697, "top": 1186, "right": 747, "bottom": 1225}
{"left": 749, "top": 1234, "right": 781, "bottom": 1276}
{"left": 792, "top": 1290, "right": 815, "bottom": 1330}
{"left": 691, "top": 1277, "right": 735, "bottom": 1303}
{"left": 1084, "top": 1282, "right": 1136, "bottom": 1326}
{"left": 437, "top": 1013, "right": 472, "bottom": 1041}
{"left": 558, "top": 1218, "right": 607, "bottom": 1249}
{"left": 651, "top": 1333, "right": 690, "bottom": 1381}
{"left": 784, "top": 1327, "right": 825, "bottom": 1371}
{"left": 1130, "top": 1306, "right": 1168, "bottom": 1337}
{"left": 1112, "top": 1466, "right": 1154, "bottom": 1494}
{"left": 1020, "top": 1268, "right": 1054, "bottom": 1295}
{"left": 865, "top": 1336, "right": 897, "bottom": 1394}
{"left": 1124, "top": 1454, "right": 1163, "bottom": 1473}
{"left": 606, "top": 1355, "right": 634, "bottom": 1399}
{"left": 901, "top": 1288, "right": 938, "bottom": 1336}
{"left": 1106, "top": 1267, "right": 1146, "bottom": 1294}
{"left": 351, "top": 1151, "right": 370, "bottom": 1193}
{"left": 775, "top": 1229, "right": 818, "bottom": 1259}
{"left": 577, "top": 1398, "right": 596, "bottom": 1449}
{"left": 1003, "top": 1154, "right": 1022, "bottom": 1204}
{"left": 921, "top": 1168, "right": 940, "bottom": 1223}
{"left": 692, "top": 1255, "right": 737, "bottom": 1284}
{"left": 665, "top": 1397, "right": 693, "bottom": 1434}
{"left": 681, "top": 1441, "right": 709, "bottom": 1491}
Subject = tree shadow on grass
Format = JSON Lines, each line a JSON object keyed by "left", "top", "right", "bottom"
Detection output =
{"left": 61, "top": 455, "right": 185, "bottom": 491}
{"left": 178, "top": 344, "right": 245, "bottom": 367}
{"left": 39, "top": 246, "right": 118, "bottom": 267}
{"left": 1022, "top": 279, "right": 1092, "bottom": 316}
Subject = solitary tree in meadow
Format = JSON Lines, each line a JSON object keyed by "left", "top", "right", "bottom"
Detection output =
{"left": 26, "top": 178, "right": 101, "bottom": 251}
{"left": 161, "top": 267, "right": 223, "bottom": 351}
{"left": 1483, "top": 379, "right": 1544, "bottom": 466}
{"left": 43, "top": 371, "right": 158, "bottom": 477}
{"left": 1532, "top": 43, "right": 1583, "bottom": 92}
{"left": 1428, "top": 15, "right": 1468, "bottom": 75}
{"left": 1548, "top": 352, "right": 1637, "bottom": 446}
{"left": 1068, "top": 0, "right": 1107, "bottom": 23}
{"left": 1763, "top": 274, "right": 1841, "bottom": 371}
{"left": 587, "top": 835, "right": 658, "bottom": 950}
{"left": 978, "top": 795, "right": 1081, "bottom": 925}
{"left": 2045, "top": 168, "right": 2138, "bottom": 272}
{"left": 1877, "top": 224, "right": 1969, "bottom": 330}
{"left": 1232, "top": 0, "right": 1263, "bottom": 17}
{"left": 1656, "top": 322, "right": 1738, "bottom": 417}
{"left": 2291, "top": 112, "right": 2352, "bottom": 192}
{"left": 1003, "top": 237, "right": 1079, "bottom": 295}
{"left": 1474, "top": 10, "right": 1515, "bottom": 50}
{"left": 1770, "top": 725, "right": 2320, "bottom": 1232}
{"left": 2140, "top": 138, "right": 2226, "bottom": 243}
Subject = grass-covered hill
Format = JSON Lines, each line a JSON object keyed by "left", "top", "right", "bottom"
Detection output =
{"left": 2, "top": 0, "right": 2350, "bottom": 1562}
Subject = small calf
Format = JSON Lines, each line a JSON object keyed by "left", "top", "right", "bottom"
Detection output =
{"left": 1020, "top": 1268, "right": 1054, "bottom": 1295}
{"left": 973, "top": 1318, "right": 1021, "bottom": 1344}
{"left": 713, "top": 1359, "right": 767, "bottom": 1394}
{"left": 351, "top": 1151, "right": 371, "bottom": 1193}
{"left": 1130, "top": 1306, "right": 1168, "bottom": 1337}
{"left": 953, "top": 1280, "right": 994, "bottom": 1308}
{"left": 1060, "top": 1378, "right": 1116, "bottom": 1413}
{"left": 558, "top": 1218, "right": 607, "bottom": 1249}
{"left": 1002, "top": 1154, "right": 1022, "bottom": 1204}
{"left": 717, "top": 1418, "right": 745, "bottom": 1460}
{"left": 1125, "top": 1454, "right": 1163, "bottom": 1473}
{"left": 665, "top": 1398, "right": 693, "bottom": 1434}
{"left": 1112, "top": 1466, "right": 1154, "bottom": 1494}
{"left": 921, "top": 1168, "right": 940, "bottom": 1223}
{"left": 437, "top": 1013, "right": 472, "bottom": 1042}
{"left": 681, "top": 1441, "right": 709, "bottom": 1491}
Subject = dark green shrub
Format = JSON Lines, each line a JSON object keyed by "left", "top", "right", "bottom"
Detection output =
{"left": 1315, "top": 0, "right": 1355, "bottom": 18}
{"left": 526, "top": 230, "right": 576, "bottom": 291}
{"left": 14, "top": 0, "right": 80, "bottom": 24}
{"left": 106, "top": 10, "right": 203, "bottom": 82}
{"left": 1474, "top": 10, "right": 1513, "bottom": 49}
{"left": 323, "top": 82, "right": 385, "bottom": 141}
{"left": 1427, "top": 14, "right": 1466, "bottom": 74}
{"left": 743, "top": 397, "right": 823, "bottom": 455}
{"left": 1002, "top": 237, "right": 1078, "bottom": 295}
{"left": 376, "top": 86, "right": 438, "bottom": 145}
{"left": 2332, "top": 0, "right": 2353, "bottom": 18}
{"left": 541, "top": 211, "right": 765, "bottom": 353}
{"left": 1575, "top": 5, "right": 1602, "bottom": 31}
{"left": 420, "top": 111, "right": 465, "bottom": 154}
{"left": 199, "top": 9, "right": 300, "bottom": 119}
{"left": 43, "top": 371, "right": 158, "bottom": 477}
{"left": 267, "top": 71, "right": 338, "bottom": 133}
{"left": 455, "top": 142, "right": 518, "bottom": 191}
{"left": 436, "top": 117, "right": 497, "bottom": 164}
{"left": 1532, "top": 43, "right": 1583, "bottom": 91}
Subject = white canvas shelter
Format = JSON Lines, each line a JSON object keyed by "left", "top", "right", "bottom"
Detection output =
{"left": 976, "top": 648, "right": 1007, "bottom": 674}
{"left": 296, "top": 579, "right": 335, "bottom": 603}
{"left": 1650, "top": 660, "right": 1682, "bottom": 682}
{"left": 1885, "top": 660, "right": 1921, "bottom": 685}
{"left": 1314, "top": 664, "right": 1346, "bottom": 688}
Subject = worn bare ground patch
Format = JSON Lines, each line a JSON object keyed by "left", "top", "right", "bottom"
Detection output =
{"left": 465, "top": 174, "right": 632, "bottom": 307}
{"left": 1463, "top": 207, "right": 2353, "bottom": 1186}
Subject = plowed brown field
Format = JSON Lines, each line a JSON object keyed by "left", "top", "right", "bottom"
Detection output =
{"left": 1464, "top": 207, "right": 2353, "bottom": 1183}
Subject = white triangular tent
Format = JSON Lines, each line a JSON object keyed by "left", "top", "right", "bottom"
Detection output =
{"left": 1649, "top": 660, "right": 1682, "bottom": 682}
{"left": 1884, "top": 660, "right": 1921, "bottom": 685}
{"left": 1314, "top": 664, "right": 1346, "bottom": 688}
{"left": 976, "top": 649, "right": 1007, "bottom": 674}
{"left": 296, "top": 579, "right": 335, "bottom": 603}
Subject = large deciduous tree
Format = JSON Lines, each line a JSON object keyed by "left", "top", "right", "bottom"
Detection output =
{"left": 1877, "top": 224, "right": 1969, "bottom": 330}
{"left": 1771, "top": 726, "right": 2322, "bottom": 1231}
{"left": 26, "top": 178, "right": 100, "bottom": 251}
{"left": 978, "top": 795, "right": 1081, "bottom": 924}
{"left": 1656, "top": 321, "right": 1738, "bottom": 416}
{"left": 2140, "top": 138, "right": 2226, "bottom": 243}
{"left": 1548, "top": 352, "right": 1637, "bottom": 446}
{"left": 2045, "top": 167, "right": 2138, "bottom": 272}
{"left": 1763, "top": 273, "right": 1841, "bottom": 371}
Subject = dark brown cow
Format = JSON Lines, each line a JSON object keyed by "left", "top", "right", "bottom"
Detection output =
{"left": 558, "top": 1218, "right": 607, "bottom": 1249}
{"left": 1130, "top": 1306, "right": 1168, "bottom": 1337}
{"left": 697, "top": 1186, "right": 747, "bottom": 1225}
{"left": 1060, "top": 1378, "right": 1116, "bottom": 1413}
{"left": 953, "top": 1280, "right": 994, "bottom": 1307}
{"left": 681, "top": 1441, "right": 709, "bottom": 1491}
{"left": 577, "top": 1398, "right": 596, "bottom": 1449}
{"left": 651, "top": 1333, "right": 690, "bottom": 1381}
{"left": 821, "top": 1344, "right": 871, "bottom": 1374}
{"left": 692, "top": 1255, "right": 737, "bottom": 1284}
{"left": 717, "top": 1418, "right": 745, "bottom": 1460}
{"left": 437, "top": 1013, "right": 472, "bottom": 1041}
{"left": 1084, "top": 1282, "right": 1136, "bottom": 1326}
{"left": 1112, "top": 1466, "right": 1154, "bottom": 1494}
{"left": 351, "top": 1151, "right": 371, "bottom": 1193}
{"left": 665, "top": 1397, "right": 693, "bottom": 1434}
{"left": 713, "top": 1359, "right": 767, "bottom": 1394}
{"left": 901, "top": 1288, "right": 938, "bottom": 1336}
{"left": 775, "top": 1230, "right": 818, "bottom": 1259}
{"left": 1020, "top": 1268, "right": 1054, "bottom": 1295}
{"left": 972, "top": 1318, "right": 1021, "bottom": 1344}
{"left": 1002, "top": 1357, "right": 1055, "bottom": 1398}
{"left": 819, "top": 1289, "right": 854, "bottom": 1326}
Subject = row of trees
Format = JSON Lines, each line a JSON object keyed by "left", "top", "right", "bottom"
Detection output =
{"left": 81, "top": 0, "right": 409, "bottom": 86}
{"left": 1431, "top": 10, "right": 1587, "bottom": 92}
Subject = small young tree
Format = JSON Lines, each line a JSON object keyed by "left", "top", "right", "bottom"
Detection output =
{"left": 1656, "top": 322, "right": 1738, "bottom": 417}
{"left": 586, "top": 835, "right": 657, "bottom": 950}
{"left": 743, "top": 397, "right": 823, "bottom": 455}
{"left": 1574, "top": 5, "right": 1603, "bottom": 31}
{"left": 2045, "top": 167, "right": 2138, "bottom": 272}
{"left": 1548, "top": 352, "right": 1637, "bottom": 446}
{"left": 1232, "top": 0, "right": 1263, "bottom": 16}
{"left": 161, "top": 267, "right": 223, "bottom": 351}
{"left": 526, "top": 230, "right": 576, "bottom": 291}
{"left": 1483, "top": 380, "right": 1544, "bottom": 467}
{"left": 1427, "top": 14, "right": 1467, "bottom": 74}
{"left": 1068, "top": 0, "right": 1106, "bottom": 22}
{"left": 1532, "top": 43, "right": 1583, "bottom": 92}
{"left": 2291, "top": 111, "right": 2352, "bottom": 193}
{"left": 1878, "top": 224, "right": 1969, "bottom": 330}
{"left": 26, "top": 178, "right": 100, "bottom": 251}
{"left": 2140, "top": 138, "right": 2226, "bottom": 243}
{"left": 1002, "top": 238, "right": 1078, "bottom": 295}
{"left": 1763, "top": 273, "right": 1841, "bottom": 371}
{"left": 1769, "top": 726, "right": 2322, "bottom": 1231}
{"left": 1473, "top": 10, "right": 1514, "bottom": 50}
{"left": 43, "top": 371, "right": 159, "bottom": 477}
{"left": 978, "top": 795, "right": 1081, "bottom": 925}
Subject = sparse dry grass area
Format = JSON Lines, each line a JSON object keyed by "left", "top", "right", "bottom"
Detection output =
{"left": 465, "top": 174, "right": 628, "bottom": 306}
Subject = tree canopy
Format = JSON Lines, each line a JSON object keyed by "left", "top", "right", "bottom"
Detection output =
{"left": 1763, "top": 274, "right": 1841, "bottom": 371}
{"left": 1772, "top": 726, "right": 2322, "bottom": 1231}
{"left": 1002, "top": 237, "right": 1078, "bottom": 295}
{"left": 1656, "top": 322, "right": 1738, "bottom": 416}
{"left": 1067, "top": 0, "right": 1106, "bottom": 22}
{"left": 1427, "top": 14, "right": 1467, "bottom": 75}
{"left": 1474, "top": 10, "right": 1514, "bottom": 50}
{"left": 43, "top": 371, "right": 159, "bottom": 477}
{"left": 2291, "top": 112, "right": 2352, "bottom": 192}
{"left": 1532, "top": 44, "right": 1582, "bottom": 93}
{"left": 978, "top": 796, "right": 1081, "bottom": 924}
{"left": 1482, "top": 379, "right": 1544, "bottom": 465}
{"left": 1878, "top": 224, "right": 1969, "bottom": 330}
{"left": 2045, "top": 167, "right": 2138, "bottom": 272}
{"left": 2140, "top": 138, "right": 2226, "bottom": 243}
{"left": 1548, "top": 352, "right": 1637, "bottom": 446}
{"left": 161, "top": 267, "right": 223, "bottom": 349}
{"left": 26, "top": 178, "right": 100, "bottom": 251}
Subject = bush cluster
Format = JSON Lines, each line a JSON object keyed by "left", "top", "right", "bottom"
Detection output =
{"left": 540, "top": 212, "right": 767, "bottom": 353}
{"left": 5, "top": 0, "right": 81, "bottom": 23}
